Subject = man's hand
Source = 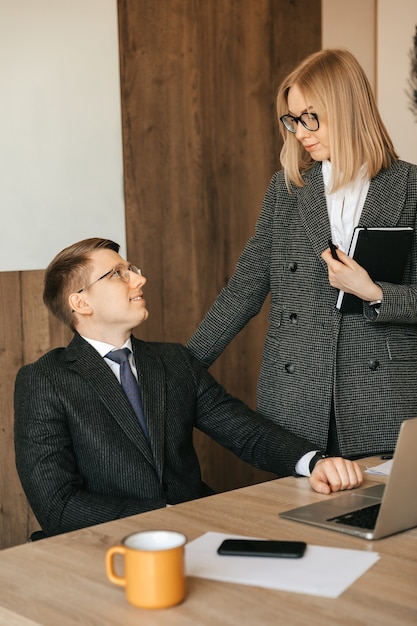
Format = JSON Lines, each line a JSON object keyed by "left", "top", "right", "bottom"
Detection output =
{"left": 321, "top": 247, "right": 382, "bottom": 303}
{"left": 309, "top": 457, "right": 363, "bottom": 494}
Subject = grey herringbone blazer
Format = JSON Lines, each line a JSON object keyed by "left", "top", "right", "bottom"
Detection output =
{"left": 14, "top": 333, "right": 315, "bottom": 536}
{"left": 188, "top": 160, "right": 417, "bottom": 457}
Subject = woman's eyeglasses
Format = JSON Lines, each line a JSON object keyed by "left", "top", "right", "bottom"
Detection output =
{"left": 280, "top": 112, "right": 319, "bottom": 133}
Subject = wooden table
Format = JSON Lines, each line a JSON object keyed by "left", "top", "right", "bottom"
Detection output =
{"left": 0, "top": 458, "right": 416, "bottom": 625}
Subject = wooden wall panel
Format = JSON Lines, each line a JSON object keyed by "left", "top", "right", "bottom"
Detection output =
{"left": 0, "top": 273, "right": 28, "bottom": 547}
{"left": 118, "top": 0, "right": 321, "bottom": 492}
{"left": 0, "top": 271, "right": 72, "bottom": 548}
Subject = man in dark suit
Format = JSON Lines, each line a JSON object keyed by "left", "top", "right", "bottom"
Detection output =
{"left": 14, "top": 238, "right": 362, "bottom": 537}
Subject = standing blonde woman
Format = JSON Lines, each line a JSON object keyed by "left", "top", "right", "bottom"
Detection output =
{"left": 188, "top": 49, "right": 417, "bottom": 460}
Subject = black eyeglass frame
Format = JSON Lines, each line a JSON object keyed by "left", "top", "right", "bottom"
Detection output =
{"left": 77, "top": 265, "right": 141, "bottom": 293}
{"left": 279, "top": 112, "right": 320, "bottom": 133}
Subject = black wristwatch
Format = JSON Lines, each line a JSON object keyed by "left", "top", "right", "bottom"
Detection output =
{"left": 309, "top": 452, "right": 330, "bottom": 473}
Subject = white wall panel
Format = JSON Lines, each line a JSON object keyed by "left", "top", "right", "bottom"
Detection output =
{"left": 377, "top": 0, "right": 417, "bottom": 163}
{"left": 322, "top": 0, "right": 375, "bottom": 89}
{"left": 0, "top": 0, "right": 126, "bottom": 271}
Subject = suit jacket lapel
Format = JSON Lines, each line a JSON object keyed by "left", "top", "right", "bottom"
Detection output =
{"left": 64, "top": 334, "right": 156, "bottom": 467}
{"left": 359, "top": 163, "right": 407, "bottom": 228}
{"left": 131, "top": 337, "right": 166, "bottom": 481}
{"left": 297, "top": 163, "right": 332, "bottom": 264}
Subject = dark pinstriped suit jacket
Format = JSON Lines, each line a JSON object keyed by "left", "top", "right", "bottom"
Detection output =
{"left": 188, "top": 160, "right": 417, "bottom": 458}
{"left": 14, "top": 333, "right": 316, "bottom": 536}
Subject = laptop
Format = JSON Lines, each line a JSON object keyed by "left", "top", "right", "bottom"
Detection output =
{"left": 280, "top": 417, "right": 417, "bottom": 540}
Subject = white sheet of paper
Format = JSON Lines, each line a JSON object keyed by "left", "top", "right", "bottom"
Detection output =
{"left": 365, "top": 459, "right": 392, "bottom": 476}
{"left": 185, "top": 532, "right": 380, "bottom": 598}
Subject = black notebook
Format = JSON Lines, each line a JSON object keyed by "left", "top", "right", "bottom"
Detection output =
{"left": 336, "top": 227, "right": 413, "bottom": 314}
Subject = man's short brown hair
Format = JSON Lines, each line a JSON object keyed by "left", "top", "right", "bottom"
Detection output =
{"left": 43, "top": 238, "right": 119, "bottom": 330}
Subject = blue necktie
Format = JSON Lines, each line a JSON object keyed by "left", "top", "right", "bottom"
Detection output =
{"left": 106, "top": 348, "right": 150, "bottom": 443}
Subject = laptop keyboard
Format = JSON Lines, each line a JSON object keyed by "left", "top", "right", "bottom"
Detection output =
{"left": 327, "top": 503, "right": 381, "bottom": 529}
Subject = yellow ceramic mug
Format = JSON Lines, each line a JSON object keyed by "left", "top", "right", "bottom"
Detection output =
{"left": 106, "top": 530, "right": 187, "bottom": 609}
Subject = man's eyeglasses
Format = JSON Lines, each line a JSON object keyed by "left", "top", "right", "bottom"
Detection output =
{"left": 77, "top": 265, "right": 142, "bottom": 293}
{"left": 280, "top": 112, "right": 319, "bottom": 133}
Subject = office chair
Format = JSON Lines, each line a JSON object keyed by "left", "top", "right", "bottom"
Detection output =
{"left": 27, "top": 530, "right": 47, "bottom": 542}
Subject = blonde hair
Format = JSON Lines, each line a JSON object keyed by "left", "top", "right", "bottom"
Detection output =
{"left": 43, "top": 238, "right": 120, "bottom": 330}
{"left": 277, "top": 49, "right": 398, "bottom": 191}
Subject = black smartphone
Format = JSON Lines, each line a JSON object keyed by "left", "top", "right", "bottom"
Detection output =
{"left": 328, "top": 239, "right": 341, "bottom": 261}
{"left": 217, "top": 539, "right": 306, "bottom": 559}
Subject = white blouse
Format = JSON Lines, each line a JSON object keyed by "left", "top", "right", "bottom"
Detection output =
{"left": 322, "top": 160, "right": 370, "bottom": 253}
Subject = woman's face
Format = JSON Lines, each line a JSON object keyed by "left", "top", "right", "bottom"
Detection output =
{"left": 286, "top": 83, "right": 330, "bottom": 161}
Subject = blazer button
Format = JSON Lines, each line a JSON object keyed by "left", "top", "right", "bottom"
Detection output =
{"left": 368, "top": 359, "right": 380, "bottom": 371}
{"left": 285, "top": 362, "right": 295, "bottom": 374}
{"left": 288, "top": 261, "right": 298, "bottom": 272}
{"left": 289, "top": 313, "right": 298, "bottom": 324}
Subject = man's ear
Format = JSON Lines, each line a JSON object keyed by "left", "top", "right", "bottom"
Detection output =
{"left": 68, "top": 292, "right": 93, "bottom": 317}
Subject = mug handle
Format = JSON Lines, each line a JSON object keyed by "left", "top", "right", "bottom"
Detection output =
{"left": 106, "top": 545, "right": 126, "bottom": 587}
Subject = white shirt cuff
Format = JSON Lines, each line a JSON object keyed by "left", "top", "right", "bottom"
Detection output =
{"left": 295, "top": 450, "right": 318, "bottom": 477}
